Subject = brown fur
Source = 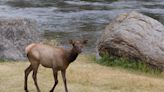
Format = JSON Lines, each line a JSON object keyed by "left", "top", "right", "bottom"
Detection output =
{"left": 24, "top": 39, "right": 88, "bottom": 92}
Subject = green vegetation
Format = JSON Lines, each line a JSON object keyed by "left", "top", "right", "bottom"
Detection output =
{"left": 81, "top": 0, "right": 118, "bottom": 2}
{"left": 42, "top": 39, "right": 59, "bottom": 46}
{"left": 81, "top": 0, "right": 102, "bottom": 2}
{"left": 0, "top": 58, "right": 7, "bottom": 62}
{"left": 95, "top": 54, "right": 161, "bottom": 75}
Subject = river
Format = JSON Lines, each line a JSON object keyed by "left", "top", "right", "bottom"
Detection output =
{"left": 0, "top": 0, "right": 164, "bottom": 53}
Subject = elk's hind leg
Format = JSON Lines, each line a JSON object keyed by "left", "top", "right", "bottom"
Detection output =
{"left": 24, "top": 64, "right": 33, "bottom": 92}
{"left": 31, "top": 62, "right": 40, "bottom": 92}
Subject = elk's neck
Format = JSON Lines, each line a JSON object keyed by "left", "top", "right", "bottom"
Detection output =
{"left": 67, "top": 47, "right": 79, "bottom": 63}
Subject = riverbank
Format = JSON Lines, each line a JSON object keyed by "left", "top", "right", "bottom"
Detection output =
{"left": 0, "top": 55, "right": 164, "bottom": 92}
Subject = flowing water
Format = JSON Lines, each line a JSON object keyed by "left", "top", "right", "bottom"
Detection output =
{"left": 1, "top": 0, "right": 164, "bottom": 53}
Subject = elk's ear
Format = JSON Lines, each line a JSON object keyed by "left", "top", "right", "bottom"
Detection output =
{"left": 69, "top": 39, "right": 74, "bottom": 44}
{"left": 82, "top": 39, "right": 88, "bottom": 44}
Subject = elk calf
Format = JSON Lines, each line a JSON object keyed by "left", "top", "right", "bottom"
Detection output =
{"left": 24, "top": 39, "right": 88, "bottom": 92}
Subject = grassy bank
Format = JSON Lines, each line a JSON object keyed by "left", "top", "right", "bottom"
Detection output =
{"left": 0, "top": 55, "right": 164, "bottom": 92}
{"left": 95, "top": 54, "right": 161, "bottom": 75}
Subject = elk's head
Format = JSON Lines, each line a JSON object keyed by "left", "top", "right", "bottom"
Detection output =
{"left": 69, "top": 39, "right": 88, "bottom": 53}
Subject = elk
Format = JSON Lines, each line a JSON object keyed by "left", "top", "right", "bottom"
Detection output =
{"left": 24, "top": 39, "right": 88, "bottom": 92}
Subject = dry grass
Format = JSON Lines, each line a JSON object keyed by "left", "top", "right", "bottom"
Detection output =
{"left": 1, "top": 55, "right": 164, "bottom": 92}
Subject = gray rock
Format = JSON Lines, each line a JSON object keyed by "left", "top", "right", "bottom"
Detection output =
{"left": 97, "top": 11, "right": 164, "bottom": 70}
{"left": 0, "top": 17, "right": 43, "bottom": 60}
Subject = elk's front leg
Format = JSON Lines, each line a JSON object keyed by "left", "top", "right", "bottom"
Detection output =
{"left": 61, "top": 70, "right": 68, "bottom": 92}
{"left": 50, "top": 69, "right": 58, "bottom": 92}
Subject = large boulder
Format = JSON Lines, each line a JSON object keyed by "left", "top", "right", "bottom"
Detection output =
{"left": 0, "top": 17, "right": 43, "bottom": 60}
{"left": 97, "top": 11, "right": 164, "bottom": 70}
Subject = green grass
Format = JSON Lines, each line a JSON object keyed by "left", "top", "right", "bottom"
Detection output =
{"left": 95, "top": 54, "right": 161, "bottom": 75}
{"left": 81, "top": 0, "right": 102, "bottom": 2}
{"left": 0, "top": 58, "right": 8, "bottom": 62}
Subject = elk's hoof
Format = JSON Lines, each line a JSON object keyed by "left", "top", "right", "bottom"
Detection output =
{"left": 49, "top": 89, "right": 54, "bottom": 92}
{"left": 24, "top": 88, "right": 29, "bottom": 92}
{"left": 25, "top": 90, "right": 29, "bottom": 92}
